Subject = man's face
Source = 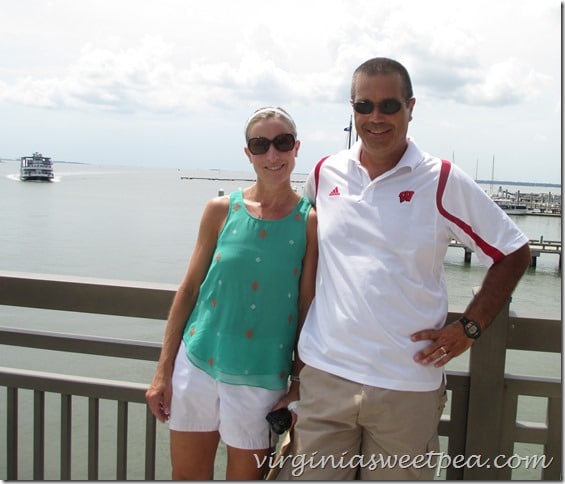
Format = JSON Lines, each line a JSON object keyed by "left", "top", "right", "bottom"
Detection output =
{"left": 352, "top": 72, "right": 415, "bottom": 162}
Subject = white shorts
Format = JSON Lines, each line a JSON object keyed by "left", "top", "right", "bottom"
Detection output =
{"left": 169, "top": 341, "right": 286, "bottom": 450}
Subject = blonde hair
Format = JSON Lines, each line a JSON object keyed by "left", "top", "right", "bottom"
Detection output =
{"left": 244, "top": 107, "right": 297, "bottom": 141}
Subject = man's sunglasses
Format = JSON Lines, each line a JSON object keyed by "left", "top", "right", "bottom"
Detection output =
{"left": 247, "top": 133, "right": 296, "bottom": 155}
{"left": 352, "top": 98, "right": 410, "bottom": 115}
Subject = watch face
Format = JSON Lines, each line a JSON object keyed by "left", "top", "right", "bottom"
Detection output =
{"left": 466, "top": 323, "right": 478, "bottom": 335}
{"left": 464, "top": 321, "right": 481, "bottom": 338}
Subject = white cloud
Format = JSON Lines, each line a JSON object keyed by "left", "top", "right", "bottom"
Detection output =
{"left": 0, "top": 0, "right": 560, "bottom": 182}
{"left": 459, "top": 58, "right": 552, "bottom": 106}
{"left": 1, "top": 41, "right": 545, "bottom": 114}
{"left": 0, "top": 0, "right": 557, "bottom": 114}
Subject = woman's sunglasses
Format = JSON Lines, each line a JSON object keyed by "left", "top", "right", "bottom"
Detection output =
{"left": 247, "top": 133, "right": 296, "bottom": 155}
{"left": 352, "top": 98, "right": 409, "bottom": 115}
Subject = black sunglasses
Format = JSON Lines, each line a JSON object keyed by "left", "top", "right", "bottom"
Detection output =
{"left": 352, "top": 98, "right": 409, "bottom": 115}
{"left": 247, "top": 133, "right": 296, "bottom": 155}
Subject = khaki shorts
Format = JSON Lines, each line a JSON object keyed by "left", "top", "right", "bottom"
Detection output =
{"left": 277, "top": 365, "right": 447, "bottom": 480}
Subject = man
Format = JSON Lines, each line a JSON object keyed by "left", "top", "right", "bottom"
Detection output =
{"left": 278, "top": 57, "right": 531, "bottom": 480}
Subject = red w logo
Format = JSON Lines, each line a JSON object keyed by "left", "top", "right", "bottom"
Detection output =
{"left": 399, "top": 191, "right": 415, "bottom": 203}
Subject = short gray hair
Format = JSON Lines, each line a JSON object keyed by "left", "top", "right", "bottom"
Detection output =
{"left": 351, "top": 58, "right": 413, "bottom": 101}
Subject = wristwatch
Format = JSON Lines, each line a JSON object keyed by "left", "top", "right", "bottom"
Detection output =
{"left": 459, "top": 316, "right": 481, "bottom": 339}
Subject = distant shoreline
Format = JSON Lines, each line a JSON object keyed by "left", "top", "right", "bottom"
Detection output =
{"left": 1, "top": 159, "right": 560, "bottom": 188}
{"left": 476, "top": 179, "right": 561, "bottom": 189}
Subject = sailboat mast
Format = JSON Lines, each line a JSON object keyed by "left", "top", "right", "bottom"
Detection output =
{"left": 490, "top": 155, "right": 495, "bottom": 195}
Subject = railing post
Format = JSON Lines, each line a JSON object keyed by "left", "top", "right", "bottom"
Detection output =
{"left": 463, "top": 298, "right": 510, "bottom": 479}
{"left": 60, "top": 394, "right": 72, "bottom": 480}
{"left": 7, "top": 387, "right": 18, "bottom": 480}
{"left": 33, "top": 390, "right": 45, "bottom": 480}
{"left": 116, "top": 401, "right": 128, "bottom": 480}
{"left": 145, "top": 406, "right": 157, "bottom": 480}
{"left": 88, "top": 398, "right": 99, "bottom": 480}
{"left": 544, "top": 396, "right": 562, "bottom": 480}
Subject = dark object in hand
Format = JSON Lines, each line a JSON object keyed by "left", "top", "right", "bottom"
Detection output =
{"left": 266, "top": 408, "right": 292, "bottom": 434}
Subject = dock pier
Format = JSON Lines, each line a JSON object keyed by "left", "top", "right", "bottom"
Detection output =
{"left": 449, "top": 238, "right": 562, "bottom": 268}
{"left": 487, "top": 186, "right": 561, "bottom": 216}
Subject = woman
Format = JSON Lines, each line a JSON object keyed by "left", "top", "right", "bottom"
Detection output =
{"left": 146, "top": 107, "right": 317, "bottom": 479}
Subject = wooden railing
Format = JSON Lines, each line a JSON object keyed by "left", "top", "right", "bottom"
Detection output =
{"left": 0, "top": 271, "right": 561, "bottom": 480}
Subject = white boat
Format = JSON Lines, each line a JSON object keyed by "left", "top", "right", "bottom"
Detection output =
{"left": 493, "top": 198, "right": 529, "bottom": 215}
{"left": 20, "top": 152, "right": 54, "bottom": 181}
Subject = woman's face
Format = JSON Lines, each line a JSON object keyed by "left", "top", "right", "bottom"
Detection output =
{"left": 244, "top": 117, "right": 300, "bottom": 181}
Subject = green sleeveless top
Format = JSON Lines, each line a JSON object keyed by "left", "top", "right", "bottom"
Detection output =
{"left": 183, "top": 190, "right": 312, "bottom": 390}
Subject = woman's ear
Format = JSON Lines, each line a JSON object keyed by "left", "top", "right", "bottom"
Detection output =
{"left": 243, "top": 147, "right": 252, "bottom": 163}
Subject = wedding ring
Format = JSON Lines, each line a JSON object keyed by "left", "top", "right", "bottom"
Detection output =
{"left": 440, "top": 346, "right": 447, "bottom": 355}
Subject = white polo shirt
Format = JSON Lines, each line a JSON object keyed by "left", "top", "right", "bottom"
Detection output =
{"left": 298, "top": 138, "right": 528, "bottom": 391}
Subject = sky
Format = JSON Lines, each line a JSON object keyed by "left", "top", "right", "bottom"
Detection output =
{"left": 0, "top": 0, "right": 561, "bottom": 183}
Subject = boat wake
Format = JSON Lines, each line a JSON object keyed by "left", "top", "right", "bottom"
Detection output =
{"left": 6, "top": 173, "right": 61, "bottom": 182}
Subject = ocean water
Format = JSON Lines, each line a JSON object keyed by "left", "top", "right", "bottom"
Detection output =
{"left": 2, "top": 160, "right": 559, "bottom": 316}
{"left": 0, "top": 160, "right": 561, "bottom": 479}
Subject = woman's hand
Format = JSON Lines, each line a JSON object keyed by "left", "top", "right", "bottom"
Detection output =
{"left": 145, "top": 370, "right": 172, "bottom": 423}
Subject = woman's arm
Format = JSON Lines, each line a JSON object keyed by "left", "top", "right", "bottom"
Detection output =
{"left": 145, "top": 196, "right": 229, "bottom": 422}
